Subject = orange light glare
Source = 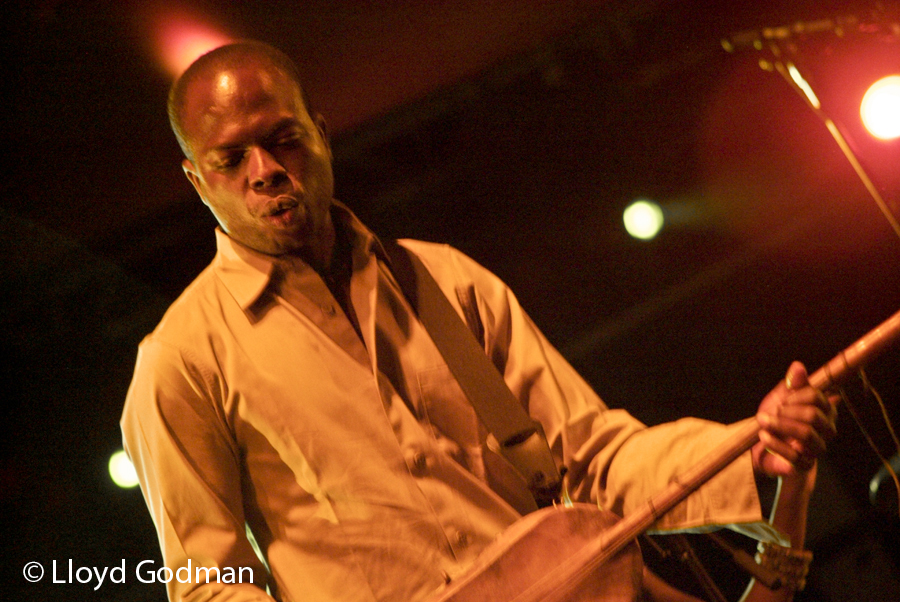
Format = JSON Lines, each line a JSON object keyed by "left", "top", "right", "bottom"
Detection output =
{"left": 153, "top": 12, "right": 232, "bottom": 78}
{"left": 787, "top": 63, "right": 821, "bottom": 109}
{"left": 861, "top": 75, "right": 900, "bottom": 140}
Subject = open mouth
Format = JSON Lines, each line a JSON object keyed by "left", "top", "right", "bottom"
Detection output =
{"left": 268, "top": 205, "right": 294, "bottom": 218}
{"left": 265, "top": 196, "right": 299, "bottom": 216}
{"left": 263, "top": 197, "right": 305, "bottom": 228}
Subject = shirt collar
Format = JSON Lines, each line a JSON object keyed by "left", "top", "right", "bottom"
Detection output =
{"left": 212, "top": 200, "right": 385, "bottom": 313}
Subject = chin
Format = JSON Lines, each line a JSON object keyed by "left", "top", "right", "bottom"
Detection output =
{"left": 271, "top": 234, "right": 313, "bottom": 256}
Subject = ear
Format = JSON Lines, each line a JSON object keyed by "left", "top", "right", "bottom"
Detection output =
{"left": 314, "top": 113, "right": 332, "bottom": 159}
{"left": 182, "top": 158, "right": 210, "bottom": 206}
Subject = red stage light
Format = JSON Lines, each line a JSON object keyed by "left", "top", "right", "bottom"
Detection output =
{"left": 144, "top": 6, "right": 233, "bottom": 78}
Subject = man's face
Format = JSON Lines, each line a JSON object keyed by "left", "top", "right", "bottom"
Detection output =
{"left": 180, "top": 60, "right": 335, "bottom": 257}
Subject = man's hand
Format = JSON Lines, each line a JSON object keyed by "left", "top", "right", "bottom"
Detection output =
{"left": 752, "top": 361, "right": 838, "bottom": 478}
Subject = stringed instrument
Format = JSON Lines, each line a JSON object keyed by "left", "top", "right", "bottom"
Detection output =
{"left": 429, "top": 308, "right": 900, "bottom": 602}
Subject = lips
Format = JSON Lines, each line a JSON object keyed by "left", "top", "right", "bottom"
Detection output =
{"left": 261, "top": 196, "right": 306, "bottom": 228}
{"left": 263, "top": 196, "right": 299, "bottom": 217}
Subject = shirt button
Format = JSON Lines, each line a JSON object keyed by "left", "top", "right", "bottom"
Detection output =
{"left": 321, "top": 304, "right": 337, "bottom": 316}
{"left": 412, "top": 452, "right": 428, "bottom": 474}
{"left": 455, "top": 530, "right": 468, "bottom": 548}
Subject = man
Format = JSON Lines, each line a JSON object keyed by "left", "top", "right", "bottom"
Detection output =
{"left": 121, "top": 41, "right": 836, "bottom": 602}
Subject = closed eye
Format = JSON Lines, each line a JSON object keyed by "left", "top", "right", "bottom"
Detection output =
{"left": 269, "top": 131, "right": 306, "bottom": 150}
{"left": 213, "top": 151, "right": 246, "bottom": 171}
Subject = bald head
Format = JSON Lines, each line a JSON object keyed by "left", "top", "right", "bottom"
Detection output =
{"left": 168, "top": 41, "right": 309, "bottom": 159}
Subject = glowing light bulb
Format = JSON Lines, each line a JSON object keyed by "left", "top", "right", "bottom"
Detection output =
{"left": 861, "top": 75, "right": 900, "bottom": 140}
{"left": 109, "top": 449, "right": 139, "bottom": 488}
{"left": 623, "top": 199, "right": 664, "bottom": 240}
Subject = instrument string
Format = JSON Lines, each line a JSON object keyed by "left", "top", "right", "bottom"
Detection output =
{"left": 860, "top": 369, "right": 900, "bottom": 454}
{"left": 669, "top": 535, "right": 729, "bottom": 602}
{"left": 838, "top": 371, "right": 900, "bottom": 517}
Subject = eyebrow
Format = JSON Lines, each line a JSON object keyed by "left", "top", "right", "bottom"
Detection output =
{"left": 210, "top": 117, "right": 304, "bottom": 153}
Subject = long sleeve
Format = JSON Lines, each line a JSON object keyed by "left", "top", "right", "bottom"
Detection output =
{"left": 405, "top": 240, "right": 766, "bottom": 535}
{"left": 122, "top": 338, "right": 275, "bottom": 602}
{"left": 123, "top": 228, "right": 774, "bottom": 602}
{"left": 120, "top": 230, "right": 526, "bottom": 602}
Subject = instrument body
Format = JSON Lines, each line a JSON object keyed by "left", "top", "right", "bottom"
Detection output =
{"left": 429, "top": 308, "right": 900, "bottom": 602}
{"left": 431, "top": 504, "right": 642, "bottom": 602}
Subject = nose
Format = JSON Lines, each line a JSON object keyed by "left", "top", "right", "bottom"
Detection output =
{"left": 248, "top": 147, "right": 288, "bottom": 191}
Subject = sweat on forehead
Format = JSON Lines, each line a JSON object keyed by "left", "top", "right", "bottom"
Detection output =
{"left": 168, "top": 41, "right": 309, "bottom": 157}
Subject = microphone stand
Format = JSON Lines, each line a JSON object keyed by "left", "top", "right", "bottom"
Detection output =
{"left": 723, "top": 15, "right": 900, "bottom": 240}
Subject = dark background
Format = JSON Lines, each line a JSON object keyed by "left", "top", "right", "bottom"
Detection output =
{"left": 3, "top": 1, "right": 900, "bottom": 600}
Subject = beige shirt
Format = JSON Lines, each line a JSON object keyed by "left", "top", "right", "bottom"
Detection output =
{"left": 121, "top": 204, "right": 766, "bottom": 602}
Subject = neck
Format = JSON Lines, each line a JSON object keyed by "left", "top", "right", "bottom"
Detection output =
{"left": 281, "top": 208, "right": 337, "bottom": 274}
{"left": 303, "top": 227, "right": 337, "bottom": 275}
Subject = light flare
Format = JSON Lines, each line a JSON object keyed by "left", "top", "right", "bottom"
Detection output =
{"left": 109, "top": 449, "right": 139, "bottom": 489}
{"left": 623, "top": 199, "right": 664, "bottom": 241}
{"left": 145, "top": 6, "right": 233, "bottom": 78}
{"left": 787, "top": 63, "right": 821, "bottom": 109}
{"left": 861, "top": 75, "right": 900, "bottom": 140}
